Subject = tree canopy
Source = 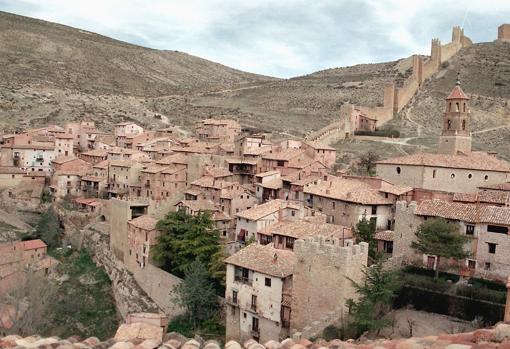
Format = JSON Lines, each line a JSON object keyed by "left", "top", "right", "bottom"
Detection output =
{"left": 411, "top": 217, "right": 469, "bottom": 279}
{"left": 346, "top": 260, "right": 400, "bottom": 337}
{"left": 354, "top": 216, "right": 377, "bottom": 261}
{"left": 153, "top": 209, "right": 225, "bottom": 287}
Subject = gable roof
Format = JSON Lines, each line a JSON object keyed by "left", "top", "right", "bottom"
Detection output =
{"left": 376, "top": 152, "right": 510, "bottom": 172}
{"left": 225, "top": 243, "right": 296, "bottom": 278}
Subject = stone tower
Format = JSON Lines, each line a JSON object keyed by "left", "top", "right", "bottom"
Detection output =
{"left": 437, "top": 77, "right": 472, "bottom": 155}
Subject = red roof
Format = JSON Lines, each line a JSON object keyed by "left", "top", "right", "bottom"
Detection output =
{"left": 446, "top": 85, "right": 469, "bottom": 100}
{"left": 20, "top": 239, "right": 47, "bottom": 250}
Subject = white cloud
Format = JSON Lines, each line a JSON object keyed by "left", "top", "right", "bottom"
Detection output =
{"left": 1, "top": 0, "right": 509, "bottom": 77}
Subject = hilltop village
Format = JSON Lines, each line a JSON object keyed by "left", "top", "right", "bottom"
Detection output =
{"left": 0, "top": 23, "right": 509, "bottom": 349}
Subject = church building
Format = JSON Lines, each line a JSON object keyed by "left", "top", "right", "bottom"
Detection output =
{"left": 375, "top": 80, "right": 510, "bottom": 193}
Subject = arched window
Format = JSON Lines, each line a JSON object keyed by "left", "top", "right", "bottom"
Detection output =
{"left": 396, "top": 167, "right": 401, "bottom": 175}
{"left": 463, "top": 103, "right": 466, "bottom": 112}
{"left": 468, "top": 173, "right": 472, "bottom": 179}
{"left": 447, "top": 120, "right": 452, "bottom": 130}
{"left": 455, "top": 102, "right": 460, "bottom": 112}
{"left": 462, "top": 120, "right": 466, "bottom": 130}
{"left": 432, "top": 169, "right": 436, "bottom": 178}
{"left": 448, "top": 103, "right": 452, "bottom": 112}
{"left": 451, "top": 173, "right": 456, "bottom": 179}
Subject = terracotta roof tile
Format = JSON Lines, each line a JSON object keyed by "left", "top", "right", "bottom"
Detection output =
{"left": 225, "top": 243, "right": 296, "bottom": 277}
{"left": 128, "top": 215, "right": 158, "bottom": 230}
{"left": 377, "top": 151, "right": 510, "bottom": 172}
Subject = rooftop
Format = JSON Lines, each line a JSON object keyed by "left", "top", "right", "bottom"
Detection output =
{"left": 128, "top": 215, "right": 158, "bottom": 231}
{"left": 236, "top": 200, "right": 294, "bottom": 221}
{"left": 260, "top": 217, "right": 351, "bottom": 240}
{"left": 415, "top": 199, "right": 510, "bottom": 225}
{"left": 225, "top": 243, "right": 296, "bottom": 277}
{"left": 19, "top": 239, "right": 47, "bottom": 251}
{"left": 376, "top": 152, "right": 510, "bottom": 172}
{"left": 304, "top": 177, "right": 394, "bottom": 205}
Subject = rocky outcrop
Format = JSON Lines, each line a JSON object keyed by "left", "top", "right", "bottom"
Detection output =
{"left": 59, "top": 212, "right": 160, "bottom": 320}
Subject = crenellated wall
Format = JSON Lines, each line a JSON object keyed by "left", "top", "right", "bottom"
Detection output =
{"left": 310, "top": 26, "right": 472, "bottom": 145}
{"left": 290, "top": 236, "right": 368, "bottom": 338}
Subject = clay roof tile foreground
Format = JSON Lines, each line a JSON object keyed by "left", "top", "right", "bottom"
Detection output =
{"left": 225, "top": 243, "right": 296, "bottom": 277}
{"left": 236, "top": 200, "right": 293, "bottom": 221}
{"left": 376, "top": 151, "right": 510, "bottom": 172}
{"left": 128, "top": 215, "right": 158, "bottom": 231}
{"left": 3, "top": 322, "right": 510, "bottom": 349}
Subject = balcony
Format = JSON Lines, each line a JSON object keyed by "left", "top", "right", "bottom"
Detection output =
{"left": 234, "top": 275, "right": 252, "bottom": 286}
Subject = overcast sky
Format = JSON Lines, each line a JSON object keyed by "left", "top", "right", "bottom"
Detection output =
{"left": 1, "top": 0, "right": 509, "bottom": 78}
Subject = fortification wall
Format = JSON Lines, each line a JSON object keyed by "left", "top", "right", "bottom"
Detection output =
{"left": 395, "top": 77, "right": 420, "bottom": 112}
{"left": 392, "top": 201, "right": 423, "bottom": 262}
{"left": 130, "top": 263, "right": 184, "bottom": 317}
{"left": 290, "top": 236, "right": 368, "bottom": 338}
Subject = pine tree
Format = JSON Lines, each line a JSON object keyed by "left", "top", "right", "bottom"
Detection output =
{"left": 354, "top": 216, "right": 377, "bottom": 260}
{"left": 411, "top": 218, "right": 469, "bottom": 279}
{"left": 346, "top": 260, "right": 399, "bottom": 337}
{"left": 172, "top": 260, "right": 218, "bottom": 329}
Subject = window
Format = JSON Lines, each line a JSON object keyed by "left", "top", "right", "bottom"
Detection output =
{"left": 432, "top": 169, "right": 436, "bottom": 178}
{"left": 462, "top": 120, "right": 466, "bottom": 130}
{"left": 285, "top": 238, "right": 295, "bottom": 249}
{"left": 488, "top": 225, "right": 508, "bottom": 234}
{"left": 450, "top": 173, "right": 455, "bottom": 179}
{"left": 371, "top": 205, "right": 377, "bottom": 215}
{"left": 465, "top": 224, "right": 475, "bottom": 235}
{"left": 485, "top": 175, "right": 489, "bottom": 181}
{"left": 332, "top": 201, "right": 335, "bottom": 209}
{"left": 277, "top": 160, "right": 285, "bottom": 167}
{"left": 396, "top": 166, "right": 401, "bottom": 174}
{"left": 252, "top": 317, "right": 259, "bottom": 332}
{"left": 265, "top": 277, "right": 272, "bottom": 287}
{"left": 467, "top": 260, "right": 476, "bottom": 269}
{"left": 485, "top": 262, "right": 491, "bottom": 271}
{"left": 488, "top": 243, "right": 497, "bottom": 254}
{"left": 447, "top": 119, "right": 452, "bottom": 129}
{"left": 468, "top": 173, "right": 472, "bottom": 179}
{"left": 291, "top": 210, "right": 295, "bottom": 217}
{"left": 251, "top": 295, "right": 257, "bottom": 311}
{"left": 232, "top": 290, "right": 238, "bottom": 304}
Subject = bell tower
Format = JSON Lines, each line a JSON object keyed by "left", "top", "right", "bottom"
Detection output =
{"left": 437, "top": 76, "right": 472, "bottom": 155}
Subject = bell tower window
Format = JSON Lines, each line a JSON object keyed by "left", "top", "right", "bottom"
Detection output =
{"left": 462, "top": 120, "right": 466, "bottom": 130}
{"left": 447, "top": 120, "right": 452, "bottom": 130}
{"left": 455, "top": 102, "right": 459, "bottom": 112}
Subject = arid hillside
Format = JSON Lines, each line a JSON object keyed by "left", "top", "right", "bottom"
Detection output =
{"left": 0, "top": 11, "right": 508, "bottom": 155}
{"left": 341, "top": 41, "right": 510, "bottom": 165}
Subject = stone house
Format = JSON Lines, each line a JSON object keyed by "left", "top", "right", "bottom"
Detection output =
{"left": 393, "top": 200, "right": 510, "bottom": 282}
{"left": 127, "top": 215, "right": 160, "bottom": 270}
{"left": 107, "top": 148, "right": 149, "bottom": 162}
{"left": 124, "top": 131, "right": 156, "bottom": 150}
{"left": 80, "top": 149, "right": 109, "bottom": 164}
{"left": 219, "top": 186, "right": 259, "bottom": 239}
{"left": 261, "top": 149, "right": 308, "bottom": 175}
{"left": 302, "top": 142, "right": 336, "bottom": 169}
{"left": 107, "top": 160, "right": 144, "bottom": 199}
{"left": 54, "top": 133, "right": 74, "bottom": 157}
{"left": 303, "top": 176, "right": 401, "bottom": 230}
{"left": 0, "top": 167, "right": 26, "bottom": 189}
{"left": 0, "top": 144, "right": 55, "bottom": 173}
{"left": 255, "top": 171, "right": 282, "bottom": 202}
{"left": 225, "top": 243, "right": 296, "bottom": 343}
{"left": 114, "top": 122, "right": 144, "bottom": 147}
{"left": 227, "top": 158, "right": 259, "bottom": 184}
{"left": 51, "top": 170, "right": 84, "bottom": 199}
{"left": 234, "top": 200, "right": 303, "bottom": 243}
{"left": 225, "top": 235, "right": 368, "bottom": 343}
{"left": 195, "top": 119, "right": 241, "bottom": 143}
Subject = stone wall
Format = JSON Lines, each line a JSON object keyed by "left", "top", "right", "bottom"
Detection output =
{"left": 291, "top": 236, "right": 368, "bottom": 338}
{"left": 67, "top": 220, "right": 161, "bottom": 320}
{"left": 392, "top": 201, "right": 422, "bottom": 262}
{"left": 498, "top": 24, "right": 510, "bottom": 42}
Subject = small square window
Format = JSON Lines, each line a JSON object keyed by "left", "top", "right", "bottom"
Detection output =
{"left": 466, "top": 225, "right": 475, "bottom": 236}
{"left": 467, "top": 260, "right": 476, "bottom": 269}
{"left": 488, "top": 243, "right": 497, "bottom": 254}
{"left": 485, "top": 262, "right": 491, "bottom": 271}
{"left": 265, "top": 277, "right": 271, "bottom": 287}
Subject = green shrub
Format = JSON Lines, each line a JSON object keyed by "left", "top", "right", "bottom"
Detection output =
{"left": 456, "top": 285, "right": 506, "bottom": 304}
{"left": 322, "top": 325, "right": 343, "bottom": 341}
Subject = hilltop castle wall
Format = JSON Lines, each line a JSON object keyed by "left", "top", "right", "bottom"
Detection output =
{"left": 290, "top": 237, "right": 368, "bottom": 338}
{"left": 308, "top": 26, "right": 472, "bottom": 146}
